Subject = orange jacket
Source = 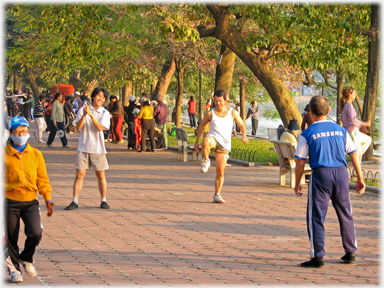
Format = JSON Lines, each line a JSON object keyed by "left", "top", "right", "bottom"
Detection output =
{"left": 4, "top": 144, "right": 52, "bottom": 202}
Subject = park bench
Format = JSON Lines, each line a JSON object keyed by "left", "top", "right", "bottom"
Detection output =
{"left": 270, "top": 140, "right": 312, "bottom": 188}
{"left": 173, "top": 127, "right": 202, "bottom": 162}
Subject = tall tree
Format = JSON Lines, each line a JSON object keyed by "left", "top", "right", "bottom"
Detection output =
{"left": 362, "top": 4, "right": 380, "bottom": 160}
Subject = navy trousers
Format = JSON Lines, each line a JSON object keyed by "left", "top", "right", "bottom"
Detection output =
{"left": 307, "top": 166, "right": 357, "bottom": 259}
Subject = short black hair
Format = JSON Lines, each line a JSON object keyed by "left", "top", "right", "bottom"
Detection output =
{"left": 213, "top": 89, "right": 227, "bottom": 100}
{"left": 91, "top": 87, "right": 109, "bottom": 102}
{"left": 39, "top": 95, "right": 46, "bottom": 101}
{"left": 309, "top": 96, "right": 329, "bottom": 117}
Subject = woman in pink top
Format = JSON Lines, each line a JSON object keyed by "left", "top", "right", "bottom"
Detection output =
{"left": 340, "top": 87, "right": 371, "bottom": 162}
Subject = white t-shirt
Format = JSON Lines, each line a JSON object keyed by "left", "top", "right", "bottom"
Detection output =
{"left": 75, "top": 105, "right": 110, "bottom": 154}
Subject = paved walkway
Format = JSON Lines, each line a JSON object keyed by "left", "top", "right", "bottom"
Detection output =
{"left": 4, "top": 132, "right": 380, "bottom": 286}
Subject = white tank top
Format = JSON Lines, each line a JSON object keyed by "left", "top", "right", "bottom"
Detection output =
{"left": 207, "top": 107, "right": 234, "bottom": 152}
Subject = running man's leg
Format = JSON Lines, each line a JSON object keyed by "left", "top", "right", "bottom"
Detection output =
{"left": 200, "top": 136, "right": 216, "bottom": 173}
{"left": 215, "top": 152, "right": 227, "bottom": 194}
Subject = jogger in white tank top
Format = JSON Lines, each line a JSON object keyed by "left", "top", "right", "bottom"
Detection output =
{"left": 194, "top": 89, "right": 248, "bottom": 203}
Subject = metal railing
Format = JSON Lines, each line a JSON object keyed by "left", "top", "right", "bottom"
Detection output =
{"left": 348, "top": 167, "right": 381, "bottom": 188}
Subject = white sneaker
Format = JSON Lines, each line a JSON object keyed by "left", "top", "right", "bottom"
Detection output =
{"left": 200, "top": 159, "right": 211, "bottom": 173}
{"left": 213, "top": 194, "right": 226, "bottom": 204}
{"left": 10, "top": 270, "right": 23, "bottom": 283}
{"left": 20, "top": 260, "right": 37, "bottom": 277}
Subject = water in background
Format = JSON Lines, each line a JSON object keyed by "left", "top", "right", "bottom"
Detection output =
{"left": 178, "top": 102, "right": 337, "bottom": 139}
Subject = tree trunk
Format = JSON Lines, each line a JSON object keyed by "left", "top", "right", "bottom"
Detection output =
{"left": 24, "top": 66, "right": 40, "bottom": 100}
{"left": 335, "top": 70, "right": 344, "bottom": 125}
{"left": 151, "top": 55, "right": 176, "bottom": 100}
{"left": 13, "top": 71, "right": 18, "bottom": 93}
{"left": 362, "top": 4, "right": 380, "bottom": 161}
{"left": 151, "top": 76, "right": 158, "bottom": 97}
{"left": 69, "top": 71, "right": 81, "bottom": 91}
{"left": 175, "top": 60, "right": 185, "bottom": 128}
{"left": 214, "top": 43, "right": 236, "bottom": 97}
{"left": 84, "top": 79, "right": 98, "bottom": 97}
{"left": 198, "top": 70, "right": 204, "bottom": 123}
{"left": 354, "top": 93, "right": 364, "bottom": 117}
{"left": 122, "top": 85, "right": 131, "bottom": 107}
{"left": 199, "top": 5, "right": 302, "bottom": 127}
{"left": 239, "top": 78, "right": 246, "bottom": 122}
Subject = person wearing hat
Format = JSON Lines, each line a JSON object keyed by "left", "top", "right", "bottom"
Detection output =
{"left": 4, "top": 116, "right": 54, "bottom": 283}
{"left": 153, "top": 94, "right": 169, "bottom": 148}
{"left": 73, "top": 91, "right": 82, "bottom": 107}
{"left": 125, "top": 95, "right": 138, "bottom": 149}
{"left": 137, "top": 93, "right": 155, "bottom": 152}
{"left": 280, "top": 119, "right": 301, "bottom": 149}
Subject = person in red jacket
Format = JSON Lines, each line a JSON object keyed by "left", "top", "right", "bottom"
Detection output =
{"left": 188, "top": 96, "right": 197, "bottom": 128}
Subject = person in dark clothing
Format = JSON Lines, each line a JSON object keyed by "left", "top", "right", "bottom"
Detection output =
{"left": 246, "top": 101, "right": 259, "bottom": 136}
{"left": 64, "top": 96, "right": 75, "bottom": 133}
{"left": 126, "top": 95, "right": 137, "bottom": 149}
{"left": 108, "top": 95, "right": 125, "bottom": 143}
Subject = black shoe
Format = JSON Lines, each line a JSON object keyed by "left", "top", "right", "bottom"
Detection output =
{"left": 65, "top": 201, "right": 78, "bottom": 210}
{"left": 300, "top": 258, "right": 324, "bottom": 268}
{"left": 341, "top": 252, "right": 355, "bottom": 263}
{"left": 100, "top": 201, "right": 110, "bottom": 209}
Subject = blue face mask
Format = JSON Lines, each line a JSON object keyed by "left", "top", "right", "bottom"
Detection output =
{"left": 10, "top": 134, "right": 30, "bottom": 146}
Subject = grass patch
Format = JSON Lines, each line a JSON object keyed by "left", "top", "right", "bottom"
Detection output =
{"left": 167, "top": 126, "right": 278, "bottom": 163}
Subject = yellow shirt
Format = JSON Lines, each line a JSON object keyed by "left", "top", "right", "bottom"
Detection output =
{"left": 138, "top": 105, "right": 154, "bottom": 120}
{"left": 4, "top": 144, "right": 52, "bottom": 202}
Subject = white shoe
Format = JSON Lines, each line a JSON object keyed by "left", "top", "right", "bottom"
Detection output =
{"left": 10, "top": 270, "right": 23, "bottom": 283}
{"left": 213, "top": 193, "right": 226, "bottom": 204}
{"left": 200, "top": 159, "right": 211, "bottom": 173}
{"left": 20, "top": 260, "right": 37, "bottom": 277}
{"left": 38, "top": 140, "right": 44, "bottom": 143}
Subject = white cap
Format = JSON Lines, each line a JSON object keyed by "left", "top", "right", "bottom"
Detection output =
{"left": 129, "top": 95, "right": 136, "bottom": 102}
{"left": 75, "top": 91, "right": 80, "bottom": 95}
{"left": 132, "top": 108, "right": 140, "bottom": 114}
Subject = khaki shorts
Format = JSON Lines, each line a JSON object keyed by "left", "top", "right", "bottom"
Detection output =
{"left": 210, "top": 137, "right": 230, "bottom": 156}
{"left": 75, "top": 152, "right": 109, "bottom": 171}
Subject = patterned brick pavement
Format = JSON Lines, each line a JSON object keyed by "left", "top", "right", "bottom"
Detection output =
{"left": 3, "top": 133, "right": 380, "bottom": 286}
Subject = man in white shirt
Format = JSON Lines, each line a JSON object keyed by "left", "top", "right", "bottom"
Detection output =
{"left": 65, "top": 87, "right": 111, "bottom": 210}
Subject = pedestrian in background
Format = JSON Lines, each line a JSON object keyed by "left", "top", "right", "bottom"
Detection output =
{"left": 188, "top": 95, "right": 197, "bottom": 128}
{"left": 32, "top": 94, "right": 47, "bottom": 143}
{"left": 137, "top": 93, "right": 155, "bottom": 152}
{"left": 109, "top": 95, "right": 125, "bottom": 144}
{"left": 340, "top": 87, "right": 372, "bottom": 164}
{"left": 246, "top": 101, "right": 259, "bottom": 136}
{"left": 47, "top": 92, "right": 69, "bottom": 148}
{"left": 153, "top": 94, "right": 169, "bottom": 148}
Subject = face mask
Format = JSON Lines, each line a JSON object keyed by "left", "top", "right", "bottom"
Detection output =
{"left": 10, "top": 134, "right": 30, "bottom": 146}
